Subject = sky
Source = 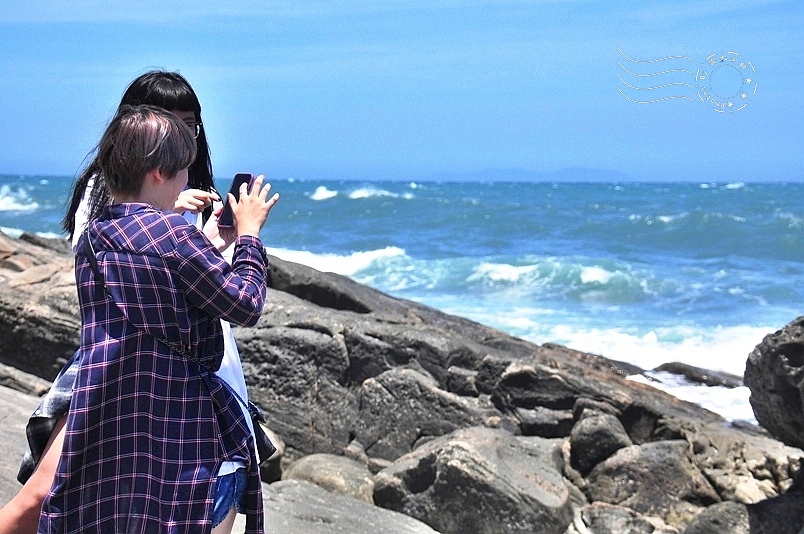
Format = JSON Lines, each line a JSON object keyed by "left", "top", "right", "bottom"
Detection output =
{"left": 0, "top": 0, "right": 802, "bottom": 182}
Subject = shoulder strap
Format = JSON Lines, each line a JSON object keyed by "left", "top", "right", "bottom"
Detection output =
{"left": 81, "top": 229, "right": 112, "bottom": 298}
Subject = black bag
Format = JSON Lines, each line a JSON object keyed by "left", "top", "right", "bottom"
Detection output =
{"left": 248, "top": 401, "right": 277, "bottom": 465}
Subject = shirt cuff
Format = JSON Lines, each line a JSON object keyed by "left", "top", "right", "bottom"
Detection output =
{"left": 235, "top": 235, "right": 269, "bottom": 266}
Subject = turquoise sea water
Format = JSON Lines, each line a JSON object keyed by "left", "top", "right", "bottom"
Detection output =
{"left": 2, "top": 174, "right": 802, "bottom": 422}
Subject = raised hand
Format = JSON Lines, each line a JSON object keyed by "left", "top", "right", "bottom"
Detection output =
{"left": 228, "top": 175, "right": 280, "bottom": 238}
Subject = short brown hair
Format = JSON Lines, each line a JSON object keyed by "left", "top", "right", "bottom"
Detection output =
{"left": 98, "top": 104, "right": 197, "bottom": 197}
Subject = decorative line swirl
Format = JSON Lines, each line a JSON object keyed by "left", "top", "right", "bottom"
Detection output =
{"left": 617, "top": 87, "right": 693, "bottom": 103}
{"left": 618, "top": 47, "right": 694, "bottom": 63}
{"left": 617, "top": 74, "right": 694, "bottom": 90}
{"left": 618, "top": 61, "right": 694, "bottom": 77}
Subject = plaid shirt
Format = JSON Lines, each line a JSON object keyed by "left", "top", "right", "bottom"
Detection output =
{"left": 39, "top": 203, "right": 266, "bottom": 533}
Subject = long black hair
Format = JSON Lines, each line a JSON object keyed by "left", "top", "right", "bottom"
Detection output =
{"left": 62, "top": 70, "right": 215, "bottom": 238}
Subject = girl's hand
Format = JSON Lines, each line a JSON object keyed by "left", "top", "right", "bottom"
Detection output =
{"left": 202, "top": 205, "right": 237, "bottom": 252}
{"left": 229, "top": 175, "right": 279, "bottom": 238}
{"left": 174, "top": 189, "right": 219, "bottom": 214}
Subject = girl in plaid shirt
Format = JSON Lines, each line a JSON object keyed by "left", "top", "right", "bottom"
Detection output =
{"left": 0, "top": 72, "right": 269, "bottom": 534}
{"left": 38, "top": 105, "right": 277, "bottom": 533}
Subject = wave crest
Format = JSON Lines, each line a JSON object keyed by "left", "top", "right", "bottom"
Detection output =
{"left": 0, "top": 185, "right": 39, "bottom": 212}
{"left": 266, "top": 246, "right": 406, "bottom": 276}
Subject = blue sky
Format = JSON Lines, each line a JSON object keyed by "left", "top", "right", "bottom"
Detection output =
{"left": 0, "top": 0, "right": 801, "bottom": 182}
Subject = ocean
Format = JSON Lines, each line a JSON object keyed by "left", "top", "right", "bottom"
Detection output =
{"left": 2, "top": 174, "right": 802, "bottom": 424}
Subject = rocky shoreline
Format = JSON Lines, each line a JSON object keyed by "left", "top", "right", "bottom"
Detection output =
{"left": 1, "top": 230, "right": 803, "bottom": 533}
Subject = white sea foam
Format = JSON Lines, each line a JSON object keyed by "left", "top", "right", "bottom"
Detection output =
{"left": 724, "top": 182, "right": 745, "bottom": 190}
{"left": 777, "top": 212, "right": 803, "bottom": 229}
{"left": 309, "top": 186, "right": 338, "bottom": 201}
{"left": 0, "top": 185, "right": 39, "bottom": 211}
{"left": 468, "top": 262, "right": 538, "bottom": 283}
{"left": 348, "top": 187, "right": 413, "bottom": 200}
{"left": 580, "top": 266, "right": 614, "bottom": 284}
{"left": 265, "top": 246, "right": 406, "bottom": 276}
{"left": 0, "top": 227, "right": 61, "bottom": 239}
{"left": 628, "top": 373, "right": 755, "bottom": 423}
{"left": 0, "top": 226, "right": 24, "bottom": 238}
{"left": 629, "top": 213, "right": 688, "bottom": 225}
{"left": 540, "top": 323, "right": 768, "bottom": 377}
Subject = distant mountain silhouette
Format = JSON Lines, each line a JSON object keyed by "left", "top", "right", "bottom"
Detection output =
{"left": 426, "top": 167, "right": 632, "bottom": 182}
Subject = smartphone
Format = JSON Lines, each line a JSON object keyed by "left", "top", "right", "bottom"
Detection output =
{"left": 218, "top": 173, "right": 255, "bottom": 228}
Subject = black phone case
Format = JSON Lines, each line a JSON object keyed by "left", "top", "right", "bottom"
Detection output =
{"left": 218, "top": 173, "right": 254, "bottom": 227}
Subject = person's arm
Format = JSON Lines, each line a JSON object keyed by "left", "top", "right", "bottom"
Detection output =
{"left": 173, "top": 177, "right": 278, "bottom": 325}
{"left": 173, "top": 227, "right": 268, "bottom": 327}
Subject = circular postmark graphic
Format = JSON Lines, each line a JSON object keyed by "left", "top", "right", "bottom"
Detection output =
{"left": 695, "top": 51, "right": 757, "bottom": 112}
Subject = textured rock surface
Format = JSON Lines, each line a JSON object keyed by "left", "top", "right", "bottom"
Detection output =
{"left": 569, "top": 413, "right": 633, "bottom": 475}
{"left": 682, "top": 492, "right": 804, "bottom": 534}
{"left": 374, "top": 426, "right": 574, "bottom": 534}
{"left": 0, "top": 232, "right": 78, "bottom": 380}
{"left": 586, "top": 440, "right": 721, "bottom": 527}
{"left": 745, "top": 316, "right": 804, "bottom": 449}
{"left": 243, "top": 479, "right": 440, "bottom": 533}
{"left": 2, "top": 234, "right": 804, "bottom": 532}
{"left": 282, "top": 453, "right": 375, "bottom": 504}
{"left": 566, "top": 503, "right": 680, "bottom": 534}
{"left": 0, "top": 385, "right": 41, "bottom": 500}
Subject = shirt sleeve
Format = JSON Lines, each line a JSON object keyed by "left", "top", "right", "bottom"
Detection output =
{"left": 170, "top": 225, "right": 267, "bottom": 327}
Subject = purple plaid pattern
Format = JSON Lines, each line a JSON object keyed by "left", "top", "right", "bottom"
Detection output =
{"left": 39, "top": 203, "right": 266, "bottom": 533}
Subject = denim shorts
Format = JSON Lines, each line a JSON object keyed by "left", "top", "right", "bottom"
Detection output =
{"left": 211, "top": 467, "right": 247, "bottom": 528}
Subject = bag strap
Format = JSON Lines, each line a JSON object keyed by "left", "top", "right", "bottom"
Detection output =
{"left": 80, "top": 228, "right": 253, "bottom": 412}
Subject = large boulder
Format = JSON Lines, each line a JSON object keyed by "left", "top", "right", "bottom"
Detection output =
{"left": 745, "top": 316, "right": 804, "bottom": 449}
{"left": 373, "top": 426, "right": 574, "bottom": 534}
{"left": 682, "top": 492, "right": 804, "bottom": 534}
{"left": 586, "top": 440, "right": 721, "bottom": 528}
{"left": 0, "top": 232, "right": 78, "bottom": 380}
{"left": 569, "top": 412, "right": 633, "bottom": 476}
{"left": 256, "top": 479, "right": 441, "bottom": 534}
{"left": 282, "top": 453, "right": 375, "bottom": 504}
{"left": 354, "top": 368, "right": 510, "bottom": 461}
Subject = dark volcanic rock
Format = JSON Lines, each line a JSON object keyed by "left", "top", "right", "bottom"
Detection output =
{"left": 683, "top": 492, "right": 804, "bottom": 534}
{"left": 354, "top": 368, "right": 509, "bottom": 460}
{"left": 655, "top": 361, "right": 743, "bottom": 388}
{"left": 0, "top": 231, "right": 78, "bottom": 380}
{"left": 3, "top": 234, "right": 804, "bottom": 532}
{"left": 586, "top": 440, "right": 721, "bottom": 528}
{"left": 569, "top": 413, "right": 633, "bottom": 476}
{"left": 573, "top": 502, "right": 680, "bottom": 534}
{"left": 745, "top": 316, "right": 804, "bottom": 449}
{"left": 374, "top": 426, "right": 573, "bottom": 534}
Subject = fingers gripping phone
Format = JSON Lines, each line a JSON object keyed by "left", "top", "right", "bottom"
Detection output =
{"left": 218, "top": 173, "right": 255, "bottom": 228}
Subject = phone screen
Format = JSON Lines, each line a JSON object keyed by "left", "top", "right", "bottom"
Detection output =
{"left": 218, "top": 173, "right": 254, "bottom": 227}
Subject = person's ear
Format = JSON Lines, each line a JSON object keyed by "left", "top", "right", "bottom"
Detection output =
{"left": 147, "top": 168, "right": 167, "bottom": 184}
